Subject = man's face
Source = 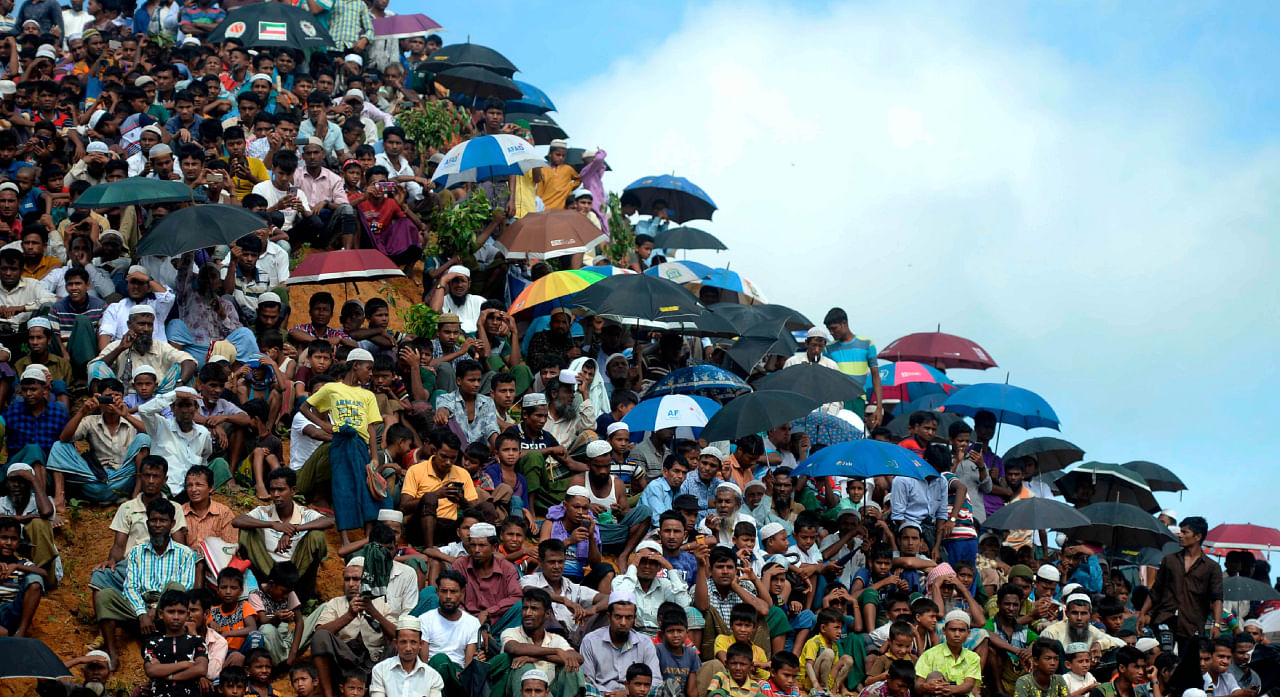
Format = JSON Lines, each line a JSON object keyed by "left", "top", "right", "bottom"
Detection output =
{"left": 1125, "top": 658, "right": 1148, "bottom": 684}
{"left": 225, "top": 137, "right": 246, "bottom": 157}
{"left": 524, "top": 405, "right": 548, "bottom": 431}
{"left": 253, "top": 120, "right": 274, "bottom": 139}
{"left": 341, "top": 567, "right": 361, "bottom": 598}
{"left": 383, "top": 134, "right": 403, "bottom": 157}
{"left": 1011, "top": 575, "right": 1033, "bottom": 595}
{"left": 26, "top": 326, "right": 48, "bottom": 355}
{"left": 151, "top": 154, "right": 174, "bottom": 175}
{"left": 432, "top": 445, "right": 458, "bottom": 476}
{"left": 608, "top": 603, "right": 636, "bottom": 636}
{"left": 1235, "top": 641, "right": 1254, "bottom": 666}
{"left": 0, "top": 526, "right": 18, "bottom": 556}
{"left": 998, "top": 594, "right": 1022, "bottom": 621}
{"left": 147, "top": 510, "right": 175, "bottom": 541}
{"left": 899, "top": 527, "right": 921, "bottom": 554}
{"left": 272, "top": 167, "right": 293, "bottom": 190}
{"left": 658, "top": 519, "right": 685, "bottom": 552}
{"left": 180, "top": 156, "right": 203, "bottom": 182}
{"left": 303, "top": 145, "right": 325, "bottom": 169}
{"left": 1178, "top": 525, "right": 1201, "bottom": 549}
{"left": 278, "top": 120, "right": 298, "bottom": 142}
{"left": 173, "top": 396, "right": 198, "bottom": 426}
{"left": 437, "top": 578, "right": 462, "bottom": 613}
{"left": 1212, "top": 646, "right": 1232, "bottom": 675}
{"left": 520, "top": 599, "right": 547, "bottom": 633}
{"left": 484, "top": 107, "right": 504, "bottom": 132}
{"left": 698, "top": 454, "right": 720, "bottom": 481}
{"left": 446, "top": 273, "right": 470, "bottom": 297}
{"left": 0, "top": 191, "right": 17, "bottom": 218}
{"left": 539, "top": 550, "right": 565, "bottom": 583}
{"left": 711, "top": 559, "right": 736, "bottom": 586}
{"left": 912, "top": 419, "right": 938, "bottom": 443}
{"left": 20, "top": 379, "right": 46, "bottom": 406}
{"left": 944, "top": 620, "right": 968, "bottom": 647}
{"left": 664, "top": 461, "right": 688, "bottom": 488}
{"left": 772, "top": 472, "right": 793, "bottom": 501}
{"left": 1005, "top": 466, "right": 1025, "bottom": 488}
{"left": 713, "top": 491, "right": 736, "bottom": 517}
{"left": 466, "top": 536, "right": 494, "bottom": 565}
{"left": 437, "top": 323, "right": 461, "bottom": 347}
{"left": 1035, "top": 578, "right": 1057, "bottom": 601}
{"left": 129, "top": 315, "right": 155, "bottom": 341}
{"left": 1066, "top": 603, "right": 1090, "bottom": 630}
{"left": 268, "top": 478, "right": 294, "bottom": 508}
{"left": 395, "top": 631, "right": 421, "bottom": 663}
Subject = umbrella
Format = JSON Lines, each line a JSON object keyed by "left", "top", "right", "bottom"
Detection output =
{"left": 1123, "top": 541, "right": 1180, "bottom": 568}
{"left": 790, "top": 439, "right": 937, "bottom": 481}
{"left": 1224, "top": 576, "right": 1280, "bottom": 602}
{"left": 875, "top": 361, "right": 957, "bottom": 402}
{"left": 431, "top": 134, "right": 543, "bottom": 186}
{"left": 897, "top": 393, "right": 950, "bottom": 415}
{"left": 700, "top": 390, "right": 820, "bottom": 442}
{"left": 565, "top": 147, "right": 612, "bottom": 172}
{"left": 1068, "top": 502, "right": 1175, "bottom": 550}
{"left": 433, "top": 65, "right": 522, "bottom": 100}
{"left": 1118, "top": 460, "right": 1187, "bottom": 493}
{"left": 135, "top": 204, "right": 266, "bottom": 257}
{"left": 372, "top": 13, "right": 442, "bottom": 39}
{"left": 286, "top": 249, "right": 405, "bottom": 285}
{"left": 505, "top": 111, "right": 567, "bottom": 143}
{"left": 884, "top": 410, "right": 966, "bottom": 443}
{"left": 941, "top": 383, "right": 1061, "bottom": 430}
{"left": 792, "top": 411, "right": 863, "bottom": 446}
{"left": 725, "top": 320, "right": 801, "bottom": 375}
{"left": 710, "top": 302, "right": 813, "bottom": 332}
{"left": 622, "top": 394, "right": 720, "bottom": 432}
{"left": 645, "top": 261, "right": 714, "bottom": 285}
{"left": 508, "top": 80, "right": 557, "bottom": 113}
{"left": 427, "top": 42, "right": 518, "bottom": 77}
{"left": 207, "top": 3, "right": 334, "bottom": 50}
{"left": 1054, "top": 462, "right": 1159, "bottom": 512}
{"left": 1206, "top": 524, "right": 1280, "bottom": 553}
{"left": 623, "top": 174, "right": 718, "bottom": 223}
{"left": 754, "top": 363, "right": 865, "bottom": 404}
{"left": 654, "top": 227, "right": 727, "bottom": 251}
{"left": 981, "top": 497, "right": 1091, "bottom": 531}
{"left": 1002, "top": 437, "right": 1085, "bottom": 473}
{"left": 693, "top": 267, "right": 767, "bottom": 305}
{"left": 879, "top": 329, "right": 998, "bottom": 370}
{"left": 570, "top": 274, "right": 729, "bottom": 333}
{"left": 72, "top": 178, "right": 193, "bottom": 209}
{"left": 584, "top": 264, "right": 634, "bottom": 276}
{"left": 497, "top": 210, "right": 608, "bottom": 261}
{"left": 508, "top": 269, "right": 605, "bottom": 315}
{"left": 0, "top": 637, "right": 73, "bottom": 679}
{"left": 644, "top": 365, "right": 751, "bottom": 400}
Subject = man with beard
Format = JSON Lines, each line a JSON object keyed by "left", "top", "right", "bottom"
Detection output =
{"left": 427, "top": 265, "right": 485, "bottom": 335}
{"left": 94, "top": 304, "right": 197, "bottom": 390}
{"left": 252, "top": 291, "right": 287, "bottom": 342}
{"left": 0, "top": 247, "right": 54, "bottom": 333}
{"left": 419, "top": 569, "right": 482, "bottom": 693}
{"left": 1040, "top": 593, "right": 1125, "bottom": 651}
{"left": 769, "top": 467, "right": 806, "bottom": 528}
{"left": 98, "top": 265, "right": 176, "bottom": 348}
{"left": 95, "top": 496, "right": 197, "bottom": 671}
{"left": 581, "top": 592, "right": 662, "bottom": 694}
{"left": 501, "top": 586, "right": 584, "bottom": 692}
{"left": 527, "top": 310, "right": 582, "bottom": 369}
{"left": 569, "top": 440, "right": 651, "bottom": 565}
{"left": 138, "top": 384, "right": 218, "bottom": 496}
{"left": 15, "top": 318, "right": 69, "bottom": 405}
{"left": 544, "top": 369, "right": 596, "bottom": 452}
{"left": 0, "top": 462, "right": 59, "bottom": 587}
{"left": 65, "top": 139, "right": 113, "bottom": 187}
{"left": 310, "top": 556, "right": 395, "bottom": 697}
{"left": 295, "top": 139, "right": 357, "bottom": 249}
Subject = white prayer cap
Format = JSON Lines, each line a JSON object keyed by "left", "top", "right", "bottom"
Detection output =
{"left": 805, "top": 326, "right": 829, "bottom": 341}
{"left": 344, "top": 54, "right": 363, "bottom": 66}
{"left": 548, "top": 139, "right": 568, "bottom": 150}
{"left": 565, "top": 485, "right": 590, "bottom": 500}
{"left": 134, "top": 75, "right": 155, "bottom": 87}
{"left": 1061, "top": 582, "right": 1083, "bottom": 598}
{"left": 1035, "top": 564, "right": 1061, "bottom": 582}
{"left": 1245, "top": 618, "right": 1264, "bottom": 630}
{"left": 0, "top": 80, "right": 16, "bottom": 96}
{"left": 345, "top": 556, "right": 365, "bottom": 567}
{"left": 347, "top": 348, "right": 374, "bottom": 362}
{"left": 700, "top": 446, "right": 724, "bottom": 461}
{"left": 635, "top": 540, "right": 662, "bottom": 555}
{"left": 36, "top": 44, "right": 56, "bottom": 60}
{"left": 250, "top": 72, "right": 273, "bottom": 84}
{"left": 428, "top": 153, "right": 445, "bottom": 165}
{"left": 377, "top": 509, "right": 404, "bottom": 523}
{"left": 606, "top": 422, "right": 629, "bottom": 436}
{"left": 1136, "top": 637, "right": 1159, "bottom": 653}
{"left": 581, "top": 148, "right": 597, "bottom": 160}
{"left": 6, "top": 462, "right": 34, "bottom": 479}
{"left": 446, "top": 264, "right": 471, "bottom": 277}
{"left": 85, "top": 650, "right": 111, "bottom": 664}
{"left": 1065, "top": 592, "right": 1092, "bottom": 607}
{"left": 27, "top": 317, "right": 52, "bottom": 331}
{"left": 344, "top": 87, "right": 365, "bottom": 101}
{"left": 395, "top": 616, "right": 420, "bottom": 633}
{"left": 129, "top": 304, "right": 155, "bottom": 317}
{"left": 87, "top": 111, "right": 109, "bottom": 131}
{"left": 469, "top": 522, "right": 496, "bottom": 539}
{"left": 521, "top": 669, "right": 549, "bottom": 685}
{"left": 181, "top": 36, "right": 200, "bottom": 46}
{"left": 572, "top": 187, "right": 592, "bottom": 200}
{"left": 19, "top": 365, "right": 47, "bottom": 383}
{"left": 1183, "top": 690, "right": 1207, "bottom": 697}
{"left": 521, "top": 393, "right": 547, "bottom": 408}
{"left": 608, "top": 589, "right": 636, "bottom": 606}
{"left": 208, "top": 355, "right": 230, "bottom": 364}
{"left": 714, "top": 481, "right": 741, "bottom": 499}
{"left": 258, "top": 292, "right": 282, "bottom": 305}
{"left": 759, "top": 522, "right": 786, "bottom": 541}
{"left": 126, "top": 265, "right": 151, "bottom": 280}
{"left": 99, "top": 229, "right": 123, "bottom": 242}
{"left": 0, "top": 182, "right": 19, "bottom": 194}
{"left": 174, "top": 386, "right": 200, "bottom": 398}
{"left": 584, "top": 440, "right": 611, "bottom": 458}
{"left": 133, "top": 364, "right": 158, "bottom": 378}
{"left": 557, "top": 369, "right": 577, "bottom": 385}
{"left": 943, "top": 609, "right": 971, "bottom": 628}
{"left": 744, "top": 479, "right": 766, "bottom": 492}
{"left": 148, "top": 143, "right": 172, "bottom": 158}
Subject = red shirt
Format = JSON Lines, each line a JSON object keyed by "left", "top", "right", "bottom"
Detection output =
{"left": 356, "top": 196, "right": 405, "bottom": 229}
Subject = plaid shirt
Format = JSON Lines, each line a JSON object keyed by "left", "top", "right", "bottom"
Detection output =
{"left": 291, "top": 323, "right": 351, "bottom": 342}
{"left": 704, "top": 577, "right": 758, "bottom": 623}
{"left": 327, "top": 0, "right": 373, "bottom": 50}
{"left": 123, "top": 540, "right": 197, "bottom": 616}
{"left": 4, "top": 399, "right": 68, "bottom": 453}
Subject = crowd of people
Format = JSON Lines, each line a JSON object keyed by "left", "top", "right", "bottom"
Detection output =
{"left": 0, "top": 2, "right": 1260, "bottom": 697}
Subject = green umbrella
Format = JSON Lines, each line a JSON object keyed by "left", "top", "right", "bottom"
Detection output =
{"left": 72, "top": 179, "right": 194, "bottom": 209}
{"left": 136, "top": 204, "right": 268, "bottom": 257}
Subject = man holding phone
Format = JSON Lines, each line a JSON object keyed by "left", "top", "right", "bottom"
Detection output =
{"left": 400, "top": 431, "right": 478, "bottom": 547}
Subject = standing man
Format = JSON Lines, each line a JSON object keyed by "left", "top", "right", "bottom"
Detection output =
{"left": 823, "top": 307, "right": 882, "bottom": 422}
{"left": 784, "top": 327, "right": 839, "bottom": 369}
{"left": 1139, "top": 516, "right": 1223, "bottom": 652}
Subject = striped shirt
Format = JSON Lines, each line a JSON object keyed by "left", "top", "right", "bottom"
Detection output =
{"left": 826, "top": 335, "right": 878, "bottom": 387}
{"left": 123, "top": 540, "right": 197, "bottom": 616}
{"left": 326, "top": 0, "right": 373, "bottom": 50}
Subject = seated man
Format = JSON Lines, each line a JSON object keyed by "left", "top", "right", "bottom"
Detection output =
{"left": 91, "top": 456, "right": 189, "bottom": 605}
{"left": 181, "top": 465, "right": 238, "bottom": 587}
{"left": 0, "top": 463, "right": 59, "bottom": 586}
{"left": 580, "top": 592, "right": 662, "bottom": 695}
{"left": 97, "top": 265, "right": 176, "bottom": 349}
{"left": 14, "top": 318, "right": 70, "bottom": 410}
{"left": 611, "top": 540, "right": 700, "bottom": 637}
{"left": 48, "top": 267, "right": 109, "bottom": 365}
{"left": 501, "top": 586, "right": 585, "bottom": 695}
{"left": 311, "top": 555, "right": 395, "bottom": 697}
{"left": 3, "top": 365, "right": 69, "bottom": 471}
{"left": 639, "top": 453, "right": 690, "bottom": 528}
{"left": 519, "top": 538, "right": 605, "bottom": 638}
{"left": 0, "top": 515, "right": 46, "bottom": 637}
{"left": 693, "top": 545, "right": 771, "bottom": 659}
{"left": 95, "top": 496, "right": 197, "bottom": 670}
{"left": 139, "top": 386, "right": 220, "bottom": 496}
{"left": 232, "top": 467, "right": 333, "bottom": 598}
{"left": 544, "top": 369, "right": 596, "bottom": 453}
{"left": 401, "top": 431, "right": 479, "bottom": 547}
{"left": 418, "top": 569, "right": 482, "bottom": 692}
{"left": 568, "top": 439, "right": 651, "bottom": 564}
{"left": 1039, "top": 593, "right": 1125, "bottom": 651}
{"left": 92, "top": 303, "right": 197, "bottom": 391}
{"left": 50, "top": 377, "right": 150, "bottom": 505}
{"left": 451, "top": 522, "right": 521, "bottom": 632}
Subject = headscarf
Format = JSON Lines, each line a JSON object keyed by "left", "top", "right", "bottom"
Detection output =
{"left": 569, "top": 356, "right": 609, "bottom": 415}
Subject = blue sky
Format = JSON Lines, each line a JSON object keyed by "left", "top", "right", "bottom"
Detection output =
{"left": 414, "top": 1, "right": 1280, "bottom": 534}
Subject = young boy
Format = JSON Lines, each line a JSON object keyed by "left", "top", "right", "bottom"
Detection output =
{"left": 499, "top": 516, "right": 537, "bottom": 574}
{"left": 292, "top": 340, "right": 334, "bottom": 401}
{"left": 706, "top": 641, "right": 760, "bottom": 697}
{"left": 852, "top": 545, "right": 907, "bottom": 633}
{"left": 761, "top": 651, "right": 802, "bottom": 697}
{"left": 626, "top": 663, "right": 654, "bottom": 697}
{"left": 218, "top": 665, "right": 250, "bottom": 697}
{"left": 1014, "top": 639, "right": 1067, "bottom": 697}
{"left": 714, "top": 603, "right": 771, "bottom": 681}
{"left": 125, "top": 364, "right": 160, "bottom": 409}
{"left": 188, "top": 588, "right": 228, "bottom": 690}
{"left": 195, "top": 362, "right": 252, "bottom": 469}
{"left": 290, "top": 661, "right": 320, "bottom": 697}
{"left": 143, "top": 589, "right": 208, "bottom": 697}
{"left": 860, "top": 660, "right": 916, "bottom": 697}
{"left": 732, "top": 521, "right": 765, "bottom": 578}
{"left": 289, "top": 292, "right": 352, "bottom": 348}
{"left": 910, "top": 598, "right": 941, "bottom": 656}
{"left": 1063, "top": 641, "right": 1098, "bottom": 697}
{"left": 800, "top": 607, "right": 854, "bottom": 695}
{"left": 339, "top": 670, "right": 368, "bottom": 697}
{"left": 865, "top": 621, "right": 917, "bottom": 685}
{"left": 237, "top": 398, "right": 284, "bottom": 500}
{"left": 210, "top": 567, "right": 260, "bottom": 667}
{"left": 247, "top": 561, "right": 304, "bottom": 666}
{"left": 657, "top": 607, "right": 702, "bottom": 697}
{"left": 243, "top": 648, "right": 277, "bottom": 696}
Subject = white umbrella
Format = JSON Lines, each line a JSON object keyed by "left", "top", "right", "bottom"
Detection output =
{"left": 430, "top": 134, "right": 543, "bottom": 187}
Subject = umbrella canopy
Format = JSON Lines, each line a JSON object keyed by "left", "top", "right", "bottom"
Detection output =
{"left": 790, "top": 439, "right": 937, "bottom": 481}
{"left": 884, "top": 410, "right": 966, "bottom": 443}
{"left": 1225, "top": 576, "right": 1280, "bottom": 602}
{"left": 508, "top": 269, "right": 604, "bottom": 315}
{"left": 879, "top": 330, "right": 998, "bottom": 370}
{"left": 725, "top": 320, "right": 800, "bottom": 375}
{"left": 644, "top": 365, "right": 750, "bottom": 400}
{"left": 505, "top": 111, "right": 567, "bottom": 143}
{"left": 286, "top": 249, "right": 405, "bottom": 285}
{"left": 792, "top": 411, "right": 863, "bottom": 447}
{"left": 1002, "top": 437, "right": 1086, "bottom": 473}
{"left": 896, "top": 393, "right": 950, "bottom": 415}
{"left": 700, "top": 390, "right": 819, "bottom": 442}
{"left": 622, "top": 394, "right": 720, "bottom": 432}
{"left": 432, "top": 134, "right": 544, "bottom": 186}
{"left": 981, "top": 497, "right": 1092, "bottom": 531}
{"left": 1068, "top": 502, "right": 1175, "bottom": 550}
{"left": 434, "top": 65, "right": 522, "bottom": 100}
{"left": 941, "top": 383, "right": 1061, "bottom": 430}
{"left": 694, "top": 268, "right": 767, "bottom": 305}
{"left": 875, "top": 361, "right": 957, "bottom": 402}
{"left": 1055, "top": 462, "right": 1159, "bottom": 512}
{"left": 497, "top": 210, "right": 607, "bottom": 261}
{"left": 136, "top": 204, "right": 266, "bottom": 257}
{"left": 208, "top": 3, "right": 334, "bottom": 50}
{"left": 508, "top": 80, "right": 557, "bottom": 113}
{"left": 570, "top": 274, "right": 727, "bottom": 333}
{"left": 565, "top": 147, "right": 612, "bottom": 172}
{"left": 72, "top": 178, "right": 193, "bottom": 209}
{"left": 623, "top": 174, "right": 718, "bottom": 223}
{"left": 645, "top": 260, "right": 714, "bottom": 285}
{"left": 0, "top": 637, "right": 73, "bottom": 679}
{"left": 1206, "top": 524, "right": 1280, "bottom": 553}
{"left": 427, "top": 42, "right": 518, "bottom": 76}
{"left": 710, "top": 302, "right": 813, "bottom": 332}
{"left": 372, "top": 13, "right": 442, "bottom": 39}
{"left": 584, "top": 264, "right": 634, "bottom": 276}
{"left": 1118, "top": 460, "right": 1187, "bottom": 492}
{"left": 754, "top": 363, "right": 865, "bottom": 404}
{"left": 654, "top": 226, "right": 727, "bottom": 251}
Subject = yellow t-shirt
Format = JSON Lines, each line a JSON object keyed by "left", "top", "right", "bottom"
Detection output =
{"left": 535, "top": 164, "right": 578, "bottom": 210}
{"left": 713, "top": 634, "right": 769, "bottom": 681}
{"left": 799, "top": 634, "right": 839, "bottom": 691}
{"left": 401, "top": 460, "right": 477, "bottom": 521}
{"left": 513, "top": 169, "right": 538, "bottom": 219}
{"left": 306, "top": 382, "right": 382, "bottom": 442}
{"left": 231, "top": 156, "right": 270, "bottom": 200}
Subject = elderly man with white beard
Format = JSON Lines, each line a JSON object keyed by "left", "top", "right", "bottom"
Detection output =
{"left": 92, "top": 305, "right": 197, "bottom": 390}
{"left": 544, "top": 368, "right": 597, "bottom": 454}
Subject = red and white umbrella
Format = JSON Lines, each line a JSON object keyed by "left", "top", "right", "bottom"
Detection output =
{"left": 286, "top": 250, "right": 405, "bottom": 285}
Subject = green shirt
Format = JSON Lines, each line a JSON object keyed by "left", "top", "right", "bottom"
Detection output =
{"left": 916, "top": 644, "right": 982, "bottom": 692}
{"left": 1015, "top": 673, "right": 1068, "bottom": 697}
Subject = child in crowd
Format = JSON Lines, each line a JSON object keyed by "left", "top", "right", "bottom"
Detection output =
{"left": 143, "top": 590, "right": 208, "bottom": 697}
{"left": 859, "top": 660, "right": 917, "bottom": 697}
{"left": 292, "top": 340, "right": 334, "bottom": 400}
{"left": 244, "top": 648, "right": 277, "bottom": 696}
{"left": 714, "top": 602, "right": 771, "bottom": 681}
{"left": 732, "top": 521, "right": 765, "bottom": 578}
{"left": 210, "top": 567, "right": 261, "bottom": 668}
{"left": 125, "top": 364, "right": 160, "bottom": 410}
{"left": 247, "top": 561, "right": 303, "bottom": 665}
{"left": 217, "top": 665, "right": 250, "bottom": 697}
{"left": 625, "top": 663, "right": 654, "bottom": 697}
{"left": 370, "top": 354, "right": 408, "bottom": 446}
{"left": 339, "top": 670, "right": 368, "bottom": 696}
{"left": 705, "top": 641, "right": 759, "bottom": 697}
{"left": 290, "top": 661, "right": 321, "bottom": 697}
{"left": 656, "top": 608, "right": 701, "bottom": 697}
{"left": 423, "top": 508, "right": 481, "bottom": 585}
{"left": 238, "top": 344, "right": 288, "bottom": 432}
{"left": 1015, "top": 639, "right": 1067, "bottom": 697}
{"left": 499, "top": 516, "right": 537, "bottom": 574}
{"left": 761, "top": 651, "right": 802, "bottom": 697}
{"left": 911, "top": 598, "right": 941, "bottom": 655}
{"left": 865, "top": 621, "right": 917, "bottom": 685}
{"left": 852, "top": 545, "right": 907, "bottom": 633}
{"left": 1063, "top": 641, "right": 1099, "bottom": 697}
{"left": 187, "top": 588, "right": 228, "bottom": 689}
{"left": 800, "top": 607, "right": 853, "bottom": 695}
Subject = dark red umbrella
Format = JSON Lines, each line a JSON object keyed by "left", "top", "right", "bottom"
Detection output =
{"left": 1205, "top": 523, "right": 1280, "bottom": 554}
{"left": 879, "top": 328, "right": 997, "bottom": 370}
{"left": 286, "top": 250, "right": 405, "bottom": 285}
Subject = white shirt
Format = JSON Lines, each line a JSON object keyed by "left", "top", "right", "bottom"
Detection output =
{"left": 126, "top": 151, "right": 182, "bottom": 179}
{"left": 61, "top": 8, "right": 92, "bottom": 44}
{"left": 789, "top": 542, "right": 823, "bottom": 566}
{"left": 418, "top": 608, "right": 480, "bottom": 666}
{"left": 520, "top": 571, "right": 597, "bottom": 633}
{"left": 220, "top": 240, "right": 289, "bottom": 314}
{"left": 100, "top": 289, "right": 177, "bottom": 343}
{"left": 369, "top": 656, "right": 443, "bottom": 697}
{"left": 696, "top": 510, "right": 757, "bottom": 548}
{"left": 42, "top": 262, "right": 117, "bottom": 300}
{"left": 245, "top": 503, "right": 325, "bottom": 563}
{"left": 289, "top": 411, "right": 324, "bottom": 470}
{"left": 0, "top": 277, "right": 55, "bottom": 330}
{"left": 384, "top": 561, "right": 418, "bottom": 618}
{"left": 440, "top": 293, "right": 485, "bottom": 335}
{"left": 251, "top": 180, "right": 312, "bottom": 231}
{"left": 375, "top": 152, "right": 422, "bottom": 201}
{"left": 139, "top": 390, "right": 213, "bottom": 494}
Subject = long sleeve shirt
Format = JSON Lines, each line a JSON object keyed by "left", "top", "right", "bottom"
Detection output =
{"left": 99, "top": 289, "right": 177, "bottom": 343}
{"left": 890, "top": 475, "right": 948, "bottom": 526}
{"left": 122, "top": 539, "right": 197, "bottom": 616}
{"left": 450, "top": 554, "right": 521, "bottom": 618}
{"left": 610, "top": 568, "right": 692, "bottom": 634}
{"left": 139, "top": 390, "right": 213, "bottom": 495}
{"left": 0, "top": 277, "right": 55, "bottom": 331}
{"left": 580, "top": 627, "right": 662, "bottom": 693}
{"left": 639, "top": 477, "right": 677, "bottom": 526}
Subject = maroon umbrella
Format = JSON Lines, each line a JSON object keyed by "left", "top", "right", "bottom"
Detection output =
{"left": 879, "top": 328, "right": 997, "bottom": 370}
{"left": 372, "top": 14, "right": 442, "bottom": 39}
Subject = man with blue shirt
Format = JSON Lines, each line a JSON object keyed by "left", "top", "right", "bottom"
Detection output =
{"left": 824, "top": 306, "right": 883, "bottom": 422}
{"left": 679, "top": 446, "right": 723, "bottom": 516}
{"left": 639, "top": 454, "right": 690, "bottom": 526}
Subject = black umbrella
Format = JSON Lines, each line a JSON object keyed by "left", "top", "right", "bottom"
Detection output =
{"left": 1225, "top": 575, "right": 1280, "bottom": 602}
{"left": 981, "top": 497, "right": 1091, "bottom": 531}
{"left": 708, "top": 302, "right": 813, "bottom": 332}
{"left": 564, "top": 147, "right": 612, "bottom": 172}
{"left": 136, "top": 204, "right": 269, "bottom": 257}
{"left": 754, "top": 363, "right": 865, "bottom": 404}
{"left": 427, "top": 42, "right": 519, "bottom": 76}
{"left": 1002, "top": 437, "right": 1085, "bottom": 473}
{"left": 700, "top": 390, "right": 820, "bottom": 442}
{"left": 1068, "top": 501, "right": 1176, "bottom": 550}
{"left": 1054, "top": 462, "right": 1160, "bottom": 512}
{"left": 571, "top": 274, "right": 733, "bottom": 335}
{"left": 1119, "top": 460, "right": 1187, "bottom": 492}
{"left": 1116, "top": 540, "right": 1179, "bottom": 568}
{"left": 885, "top": 410, "right": 965, "bottom": 443}
{"left": 0, "top": 637, "right": 73, "bottom": 679}
{"left": 654, "top": 226, "right": 728, "bottom": 251}
{"left": 207, "top": 3, "right": 334, "bottom": 50}
{"left": 506, "top": 111, "right": 567, "bottom": 143}
{"left": 434, "top": 65, "right": 523, "bottom": 100}
{"left": 724, "top": 324, "right": 799, "bottom": 376}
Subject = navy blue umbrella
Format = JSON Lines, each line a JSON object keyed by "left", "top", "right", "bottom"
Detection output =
{"left": 644, "top": 365, "right": 750, "bottom": 400}
{"left": 623, "top": 174, "right": 717, "bottom": 223}
{"left": 790, "top": 439, "right": 937, "bottom": 481}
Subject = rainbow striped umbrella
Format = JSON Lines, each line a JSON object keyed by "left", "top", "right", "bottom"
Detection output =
{"left": 508, "top": 269, "right": 605, "bottom": 315}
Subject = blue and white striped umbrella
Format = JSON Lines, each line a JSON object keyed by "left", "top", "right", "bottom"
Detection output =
{"left": 431, "top": 134, "right": 543, "bottom": 187}
{"left": 644, "top": 261, "right": 714, "bottom": 285}
{"left": 622, "top": 394, "right": 720, "bottom": 432}
{"left": 644, "top": 365, "right": 750, "bottom": 400}
{"left": 697, "top": 267, "right": 767, "bottom": 304}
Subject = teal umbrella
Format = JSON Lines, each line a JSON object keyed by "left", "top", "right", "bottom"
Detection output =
{"left": 136, "top": 204, "right": 268, "bottom": 257}
{"left": 72, "top": 179, "right": 194, "bottom": 209}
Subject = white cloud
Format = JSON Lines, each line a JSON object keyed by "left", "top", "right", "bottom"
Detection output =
{"left": 550, "top": 1, "right": 1280, "bottom": 523}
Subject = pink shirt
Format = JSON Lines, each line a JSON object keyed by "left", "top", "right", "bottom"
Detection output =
{"left": 294, "top": 165, "right": 348, "bottom": 208}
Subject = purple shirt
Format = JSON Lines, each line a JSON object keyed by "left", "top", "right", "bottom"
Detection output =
{"left": 981, "top": 448, "right": 1006, "bottom": 516}
{"left": 546, "top": 502, "right": 601, "bottom": 580}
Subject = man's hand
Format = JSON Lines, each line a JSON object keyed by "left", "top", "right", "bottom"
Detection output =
{"left": 434, "top": 407, "right": 450, "bottom": 426}
{"left": 558, "top": 648, "right": 582, "bottom": 672}
{"left": 138, "top": 613, "right": 156, "bottom": 635}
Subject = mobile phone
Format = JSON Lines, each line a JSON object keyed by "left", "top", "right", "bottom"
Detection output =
{"left": 205, "top": 172, "right": 223, "bottom": 184}
{"left": 97, "top": 395, "right": 112, "bottom": 405}
{"left": 108, "top": 40, "right": 121, "bottom": 50}
{"left": 376, "top": 181, "right": 395, "bottom": 193}
{"left": 287, "top": 185, "right": 297, "bottom": 196}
